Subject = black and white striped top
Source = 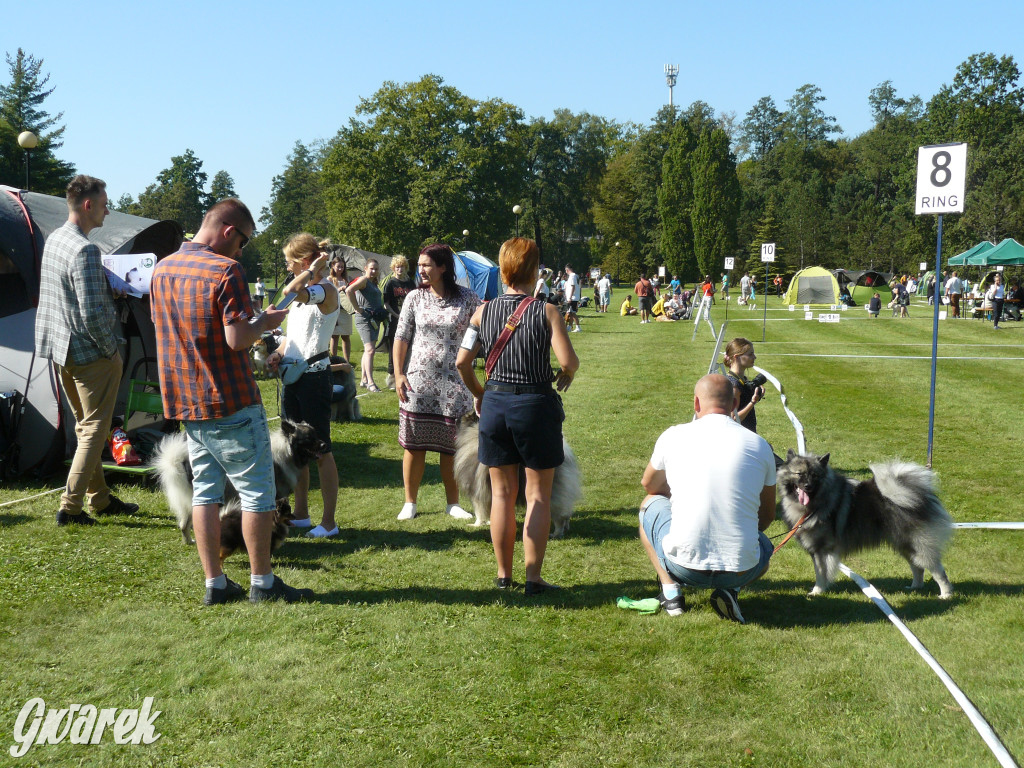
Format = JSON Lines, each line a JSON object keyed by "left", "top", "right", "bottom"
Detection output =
{"left": 480, "top": 294, "right": 553, "bottom": 385}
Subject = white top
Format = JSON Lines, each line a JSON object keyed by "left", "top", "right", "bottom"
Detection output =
{"left": 280, "top": 291, "right": 339, "bottom": 372}
{"left": 740, "top": 275, "right": 751, "bottom": 290}
{"left": 597, "top": 276, "right": 611, "bottom": 294}
{"left": 650, "top": 414, "right": 776, "bottom": 572}
{"left": 566, "top": 272, "right": 581, "bottom": 301}
{"left": 535, "top": 277, "right": 550, "bottom": 297}
{"left": 945, "top": 276, "right": 963, "bottom": 294}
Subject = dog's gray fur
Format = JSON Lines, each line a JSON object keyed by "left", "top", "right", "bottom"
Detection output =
{"left": 453, "top": 413, "right": 581, "bottom": 537}
{"left": 776, "top": 450, "right": 953, "bottom": 598}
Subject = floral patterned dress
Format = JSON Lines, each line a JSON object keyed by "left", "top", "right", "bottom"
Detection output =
{"left": 394, "top": 285, "right": 480, "bottom": 452}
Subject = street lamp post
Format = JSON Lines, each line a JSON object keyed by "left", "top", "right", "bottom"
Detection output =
{"left": 462, "top": 229, "right": 470, "bottom": 251}
{"left": 17, "top": 131, "right": 38, "bottom": 191}
{"left": 512, "top": 205, "right": 522, "bottom": 237}
{"left": 273, "top": 239, "right": 280, "bottom": 292}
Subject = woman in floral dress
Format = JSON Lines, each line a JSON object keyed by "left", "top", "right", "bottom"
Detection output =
{"left": 393, "top": 243, "right": 480, "bottom": 521}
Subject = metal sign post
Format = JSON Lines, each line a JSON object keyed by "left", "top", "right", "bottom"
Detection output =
{"left": 916, "top": 143, "right": 967, "bottom": 468}
{"left": 760, "top": 243, "right": 775, "bottom": 342}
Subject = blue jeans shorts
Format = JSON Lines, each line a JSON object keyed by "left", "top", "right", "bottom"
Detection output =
{"left": 184, "top": 404, "right": 276, "bottom": 513}
{"left": 641, "top": 495, "right": 772, "bottom": 590}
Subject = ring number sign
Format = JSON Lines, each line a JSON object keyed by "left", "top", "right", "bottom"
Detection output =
{"left": 915, "top": 143, "right": 967, "bottom": 215}
{"left": 760, "top": 243, "right": 775, "bottom": 263}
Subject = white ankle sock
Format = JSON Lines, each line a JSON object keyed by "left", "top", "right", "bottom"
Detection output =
{"left": 661, "top": 583, "right": 681, "bottom": 600}
{"left": 251, "top": 572, "right": 274, "bottom": 589}
{"left": 206, "top": 574, "right": 227, "bottom": 590}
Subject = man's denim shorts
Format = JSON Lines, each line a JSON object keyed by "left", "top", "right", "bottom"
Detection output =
{"left": 640, "top": 495, "right": 771, "bottom": 590}
{"left": 184, "top": 404, "right": 276, "bottom": 513}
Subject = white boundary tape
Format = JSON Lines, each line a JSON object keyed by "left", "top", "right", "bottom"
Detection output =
{"left": 953, "top": 522, "right": 1024, "bottom": 529}
{"left": 751, "top": 365, "right": 805, "bottom": 455}
{"left": 839, "top": 564, "right": 1020, "bottom": 768}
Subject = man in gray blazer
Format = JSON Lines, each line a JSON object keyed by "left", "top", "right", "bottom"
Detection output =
{"left": 35, "top": 175, "right": 138, "bottom": 525}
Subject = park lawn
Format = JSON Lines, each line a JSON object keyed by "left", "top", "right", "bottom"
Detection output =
{"left": 1, "top": 293, "right": 1021, "bottom": 767}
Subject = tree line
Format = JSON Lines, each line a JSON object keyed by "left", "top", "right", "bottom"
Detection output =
{"left": 3, "top": 48, "right": 1022, "bottom": 285}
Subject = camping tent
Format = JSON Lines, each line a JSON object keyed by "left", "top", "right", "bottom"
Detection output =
{"left": 965, "top": 238, "right": 1024, "bottom": 266}
{"left": 454, "top": 250, "right": 500, "bottom": 300}
{"left": 322, "top": 243, "right": 391, "bottom": 287}
{"left": 0, "top": 186, "right": 183, "bottom": 478}
{"left": 947, "top": 240, "right": 995, "bottom": 266}
{"left": 782, "top": 266, "right": 842, "bottom": 307}
{"left": 833, "top": 269, "right": 893, "bottom": 295}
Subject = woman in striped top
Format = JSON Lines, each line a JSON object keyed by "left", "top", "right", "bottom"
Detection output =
{"left": 456, "top": 238, "right": 579, "bottom": 595}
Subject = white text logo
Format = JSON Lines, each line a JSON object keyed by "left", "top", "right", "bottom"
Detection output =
{"left": 9, "top": 697, "right": 162, "bottom": 757}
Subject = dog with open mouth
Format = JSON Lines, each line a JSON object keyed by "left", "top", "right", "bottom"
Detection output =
{"left": 776, "top": 450, "right": 953, "bottom": 598}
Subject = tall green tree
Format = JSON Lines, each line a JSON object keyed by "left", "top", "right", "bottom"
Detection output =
{"left": 0, "top": 48, "right": 74, "bottom": 193}
{"left": 136, "top": 149, "right": 209, "bottom": 234}
{"left": 657, "top": 120, "right": 696, "bottom": 279}
{"left": 738, "top": 96, "right": 784, "bottom": 161}
{"left": 784, "top": 84, "right": 841, "bottom": 148}
{"left": 322, "top": 75, "right": 525, "bottom": 257}
{"left": 208, "top": 170, "right": 238, "bottom": 204}
{"left": 690, "top": 128, "right": 740, "bottom": 277}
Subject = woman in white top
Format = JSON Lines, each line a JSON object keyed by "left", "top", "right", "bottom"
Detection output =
{"left": 267, "top": 233, "right": 343, "bottom": 538}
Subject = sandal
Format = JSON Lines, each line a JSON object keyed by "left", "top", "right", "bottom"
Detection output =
{"left": 367, "top": 383, "right": 381, "bottom": 393}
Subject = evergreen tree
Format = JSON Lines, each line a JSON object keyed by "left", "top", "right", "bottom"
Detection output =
{"left": 657, "top": 120, "right": 696, "bottom": 279}
{"left": 136, "top": 149, "right": 209, "bottom": 234}
{"left": 0, "top": 48, "right": 74, "bottom": 193}
{"left": 208, "top": 170, "right": 238, "bottom": 204}
{"left": 690, "top": 128, "right": 740, "bottom": 278}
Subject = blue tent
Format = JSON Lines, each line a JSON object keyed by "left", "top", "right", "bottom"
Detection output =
{"left": 454, "top": 250, "right": 500, "bottom": 299}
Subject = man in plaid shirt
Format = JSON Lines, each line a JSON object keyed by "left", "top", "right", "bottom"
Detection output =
{"left": 35, "top": 175, "right": 140, "bottom": 526}
{"left": 151, "top": 198, "right": 313, "bottom": 606}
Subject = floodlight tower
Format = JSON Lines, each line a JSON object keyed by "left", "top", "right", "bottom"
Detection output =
{"left": 664, "top": 64, "right": 679, "bottom": 109}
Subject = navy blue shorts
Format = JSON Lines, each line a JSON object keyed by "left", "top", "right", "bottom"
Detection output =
{"left": 478, "top": 389, "right": 564, "bottom": 470}
{"left": 281, "top": 369, "right": 332, "bottom": 449}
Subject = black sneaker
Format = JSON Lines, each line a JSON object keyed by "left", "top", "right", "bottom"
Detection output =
{"left": 95, "top": 495, "right": 140, "bottom": 516}
{"left": 657, "top": 590, "right": 687, "bottom": 616}
{"left": 710, "top": 588, "right": 746, "bottom": 624}
{"left": 250, "top": 576, "right": 315, "bottom": 604}
{"left": 56, "top": 510, "right": 96, "bottom": 526}
{"left": 524, "top": 581, "right": 561, "bottom": 596}
{"left": 204, "top": 578, "right": 247, "bottom": 606}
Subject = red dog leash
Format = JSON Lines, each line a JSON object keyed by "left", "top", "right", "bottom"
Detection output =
{"left": 773, "top": 509, "right": 811, "bottom": 555}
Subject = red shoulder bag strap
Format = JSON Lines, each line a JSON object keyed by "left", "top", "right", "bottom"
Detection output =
{"left": 484, "top": 296, "right": 536, "bottom": 378}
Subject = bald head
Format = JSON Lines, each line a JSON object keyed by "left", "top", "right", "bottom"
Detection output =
{"left": 694, "top": 374, "right": 738, "bottom": 418}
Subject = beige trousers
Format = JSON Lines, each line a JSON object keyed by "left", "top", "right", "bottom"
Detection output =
{"left": 57, "top": 353, "right": 121, "bottom": 513}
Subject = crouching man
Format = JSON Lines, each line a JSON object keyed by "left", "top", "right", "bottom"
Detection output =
{"left": 638, "top": 374, "right": 776, "bottom": 624}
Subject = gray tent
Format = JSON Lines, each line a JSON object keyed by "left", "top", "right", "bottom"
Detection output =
{"left": 0, "top": 186, "right": 182, "bottom": 478}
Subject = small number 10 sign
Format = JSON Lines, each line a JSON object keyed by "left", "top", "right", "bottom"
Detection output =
{"left": 761, "top": 243, "right": 775, "bottom": 262}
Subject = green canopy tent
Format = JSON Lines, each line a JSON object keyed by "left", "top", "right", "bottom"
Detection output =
{"left": 966, "top": 238, "right": 1024, "bottom": 266}
{"left": 947, "top": 240, "right": 994, "bottom": 266}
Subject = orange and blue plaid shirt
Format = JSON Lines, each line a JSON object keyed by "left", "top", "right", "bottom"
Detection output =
{"left": 150, "top": 243, "right": 261, "bottom": 421}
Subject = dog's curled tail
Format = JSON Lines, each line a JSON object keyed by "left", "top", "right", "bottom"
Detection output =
{"left": 152, "top": 432, "right": 194, "bottom": 536}
{"left": 871, "top": 460, "right": 953, "bottom": 526}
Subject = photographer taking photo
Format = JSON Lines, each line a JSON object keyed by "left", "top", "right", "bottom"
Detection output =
{"left": 723, "top": 338, "right": 765, "bottom": 433}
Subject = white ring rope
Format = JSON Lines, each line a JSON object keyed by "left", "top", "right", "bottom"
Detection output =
{"left": 751, "top": 365, "right": 806, "bottom": 455}
{"left": 952, "top": 522, "right": 1024, "bottom": 529}
{"left": 0, "top": 487, "right": 62, "bottom": 509}
{"left": 838, "top": 564, "right": 1020, "bottom": 768}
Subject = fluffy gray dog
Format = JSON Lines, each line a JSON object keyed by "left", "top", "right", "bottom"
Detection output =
{"left": 776, "top": 451, "right": 953, "bottom": 598}
{"left": 453, "top": 412, "right": 581, "bottom": 537}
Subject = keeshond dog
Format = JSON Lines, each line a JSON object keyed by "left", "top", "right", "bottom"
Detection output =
{"left": 776, "top": 451, "right": 953, "bottom": 598}
{"left": 154, "top": 420, "right": 328, "bottom": 560}
{"left": 453, "top": 412, "right": 581, "bottom": 537}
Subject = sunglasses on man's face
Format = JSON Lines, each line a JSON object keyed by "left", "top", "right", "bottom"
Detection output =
{"left": 231, "top": 225, "right": 250, "bottom": 249}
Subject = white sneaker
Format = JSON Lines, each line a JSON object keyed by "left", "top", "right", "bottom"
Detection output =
{"left": 288, "top": 518, "right": 313, "bottom": 528}
{"left": 571, "top": 327, "right": 581, "bottom": 333}
{"left": 385, "top": 373, "right": 396, "bottom": 390}
{"left": 397, "top": 502, "right": 417, "bottom": 520}
{"left": 447, "top": 503, "right": 473, "bottom": 520}
{"left": 307, "top": 525, "right": 339, "bottom": 538}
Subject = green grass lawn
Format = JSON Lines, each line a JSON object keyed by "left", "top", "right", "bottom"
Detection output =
{"left": 1, "top": 293, "right": 1022, "bottom": 767}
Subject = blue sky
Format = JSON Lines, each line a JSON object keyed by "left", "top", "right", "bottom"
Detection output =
{"left": 5, "top": 1, "right": 1023, "bottom": 220}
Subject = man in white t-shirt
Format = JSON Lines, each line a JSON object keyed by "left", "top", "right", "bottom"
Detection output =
{"left": 564, "top": 264, "right": 581, "bottom": 332}
{"left": 638, "top": 374, "right": 776, "bottom": 623}
{"left": 740, "top": 272, "right": 752, "bottom": 304}
{"left": 597, "top": 273, "right": 612, "bottom": 313}
{"left": 944, "top": 271, "right": 963, "bottom": 318}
